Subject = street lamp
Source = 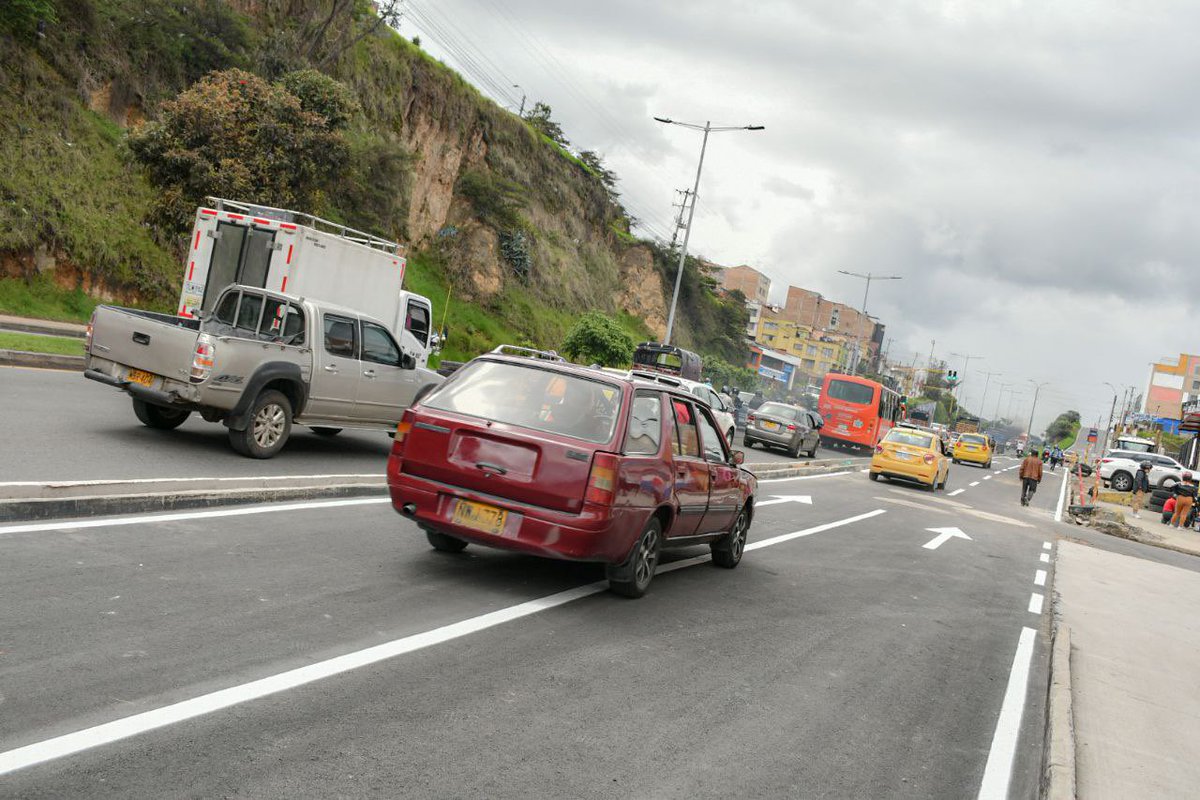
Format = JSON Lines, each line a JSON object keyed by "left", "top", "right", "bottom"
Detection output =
{"left": 655, "top": 117, "right": 765, "bottom": 345}
{"left": 513, "top": 84, "right": 526, "bottom": 117}
{"left": 994, "top": 382, "right": 1013, "bottom": 419}
{"left": 1027, "top": 380, "right": 1050, "bottom": 439}
{"left": 1102, "top": 382, "right": 1120, "bottom": 453}
{"left": 837, "top": 271, "right": 902, "bottom": 373}
{"left": 977, "top": 370, "right": 1002, "bottom": 422}
{"left": 948, "top": 352, "right": 983, "bottom": 422}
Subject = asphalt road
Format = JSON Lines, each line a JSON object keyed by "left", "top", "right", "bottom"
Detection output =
{"left": 1, "top": 367, "right": 856, "bottom": 482}
{"left": 0, "top": 454, "right": 1059, "bottom": 798}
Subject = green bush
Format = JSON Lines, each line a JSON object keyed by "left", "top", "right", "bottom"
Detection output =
{"left": 456, "top": 169, "right": 527, "bottom": 231}
{"left": 1, "top": 0, "right": 56, "bottom": 38}
{"left": 561, "top": 311, "right": 635, "bottom": 367}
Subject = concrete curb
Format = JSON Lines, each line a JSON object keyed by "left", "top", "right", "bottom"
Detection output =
{"left": 0, "top": 484, "right": 387, "bottom": 523}
{"left": 0, "top": 349, "right": 85, "bottom": 371}
{"left": 0, "top": 314, "right": 88, "bottom": 338}
{"left": 749, "top": 461, "right": 864, "bottom": 480}
{"left": 1042, "top": 621, "right": 1076, "bottom": 800}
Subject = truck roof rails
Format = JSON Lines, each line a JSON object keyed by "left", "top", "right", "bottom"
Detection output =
{"left": 203, "top": 197, "right": 402, "bottom": 255}
{"left": 490, "top": 345, "right": 566, "bottom": 362}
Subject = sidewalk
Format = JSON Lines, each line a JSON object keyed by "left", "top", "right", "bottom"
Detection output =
{"left": 1090, "top": 497, "right": 1200, "bottom": 557}
{"left": 1056, "top": 540, "right": 1200, "bottom": 799}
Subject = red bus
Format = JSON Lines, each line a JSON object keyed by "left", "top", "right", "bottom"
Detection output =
{"left": 817, "top": 373, "right": 902, "bottom": 450}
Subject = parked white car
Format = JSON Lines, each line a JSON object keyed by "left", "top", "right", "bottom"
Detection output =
{"left": 1099, "top": 450, "right": 1185, "bottom": 492}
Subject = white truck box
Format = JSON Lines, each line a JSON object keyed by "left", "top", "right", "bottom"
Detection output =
{"left": 177, "top": 198, "right": 436, "bottom": 367}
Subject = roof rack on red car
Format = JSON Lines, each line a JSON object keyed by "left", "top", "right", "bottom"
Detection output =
{"left": 489, "top": 344, "right": 566, "bottom": 362}
{"left": 629, "top": 370, "right": 683, "bottom": 387}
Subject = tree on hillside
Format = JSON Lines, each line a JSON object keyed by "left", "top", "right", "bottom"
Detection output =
{"left": 561, "top": 312, "right": 634, "bottom": 367}
{"left": 129, "top": 69, "right": 353, "bottom": 233}
{"left": 1044, "top": 410, "right": 1081, "bottom": 445}
{"left": 524, "top": 102, "right": 569, "bottom": 148}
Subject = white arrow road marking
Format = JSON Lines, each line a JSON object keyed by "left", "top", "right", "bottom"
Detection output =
{"left": 755, "top": 495, "right": 814, "bottom": 507}
{"left": 922, "top": 526, "right": 972, "bottom": 550}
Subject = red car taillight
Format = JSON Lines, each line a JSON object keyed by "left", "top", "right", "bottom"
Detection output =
{"left": 585, "top": 452, "right": 619, "bottom": 506}
{"left": 923, "top": 453, "right": 936, "bottom": 464}
{"left": 387, "top": 413, "right": 414, "bottom": 483}
{"left": 875, "top": 445, "right": 884, "bottom": 454}
{"left": 747, "top": 414, "right": 756, "bottom": 423}
{"left": 786, "top": 423, "right": 797, "bottom": 431}
{"left": 189, "top": 339, "right": 215, "bottom": 382}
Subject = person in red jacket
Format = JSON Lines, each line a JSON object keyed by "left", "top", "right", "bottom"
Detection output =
{"left": 1019, "top": 448, "right": 1044, "bottom": 506}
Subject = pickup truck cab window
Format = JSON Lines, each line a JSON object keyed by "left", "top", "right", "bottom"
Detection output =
{"left": 625, "top": 392, "right": 663, "bottom": 455}
{"left": 214, "top": 291, "right": 240, "bottom": 326}
{"left": 323, "top": 314, "right": 358, "bottom": 358}
{"left": 259, "top": 296, "right": 305, "bottom": 345}
{"left": 361, "top": 321, "right": 401, "bottom": 367}
{"left": 234, "top": 293, "right": 264, "bottom": 333}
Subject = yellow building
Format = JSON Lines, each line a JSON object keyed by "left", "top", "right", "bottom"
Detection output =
{"left": 755, "top": 311, "right": 850, "bottom": 381}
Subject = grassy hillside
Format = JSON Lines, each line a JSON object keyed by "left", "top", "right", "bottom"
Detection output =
{"left": 0, "top": 0, "right": 748, "bottom": 364}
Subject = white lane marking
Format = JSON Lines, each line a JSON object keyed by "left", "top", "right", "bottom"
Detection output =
{"left": 0, "top": 473, "right": 382, "bottom": 488}
{"left": 0, "top": 498, "right": 390, "bottom": 537}
{"left": 1040, "top": 553, "right": 1050, "bottom": 563}
{"left": 1053, "top": 468, "right": 1069, "bottom": 522}
{"left": 1028, "top": 593, "right": 1044, "bottom": 614}
{"left": 983, "top": 476, "right": 992, "bottom": 481}
{"left": 976, "top": 626, "right": 1038, "bottom": 800}
{"left": 1034, "top": 570, "right": 1047, "bottom": 587}
{"left": 948, "top": 489, "right": 966, "bottom": 497}
{"left": 970, "top": 481, "right": 981, "bottom": 487}
{"left": 0, "top": 508, "right": 886, "bottom": 776}
{"left": 860, "top": 468, "right": 870, "bottom": 473}
{"left": 755, "top": 470, "right": 852, "bottom": 484}
{"left": 922, "top": 527, "right": 971, "bottom": 550}
{"left": 755, "top": 495, "right": 813, "bottom": 507}
{"left": 1042, "top": 541, "right": 1051, "bottom": 550}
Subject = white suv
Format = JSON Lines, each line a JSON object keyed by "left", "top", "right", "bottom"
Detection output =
{"left": 1099, "top": 450, "right": 1186, "bottom": 491}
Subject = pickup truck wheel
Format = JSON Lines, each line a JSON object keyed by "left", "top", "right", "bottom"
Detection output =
{"left": 229, "top": 390, "right": 292, "bottom": 459}
{"left": 425, "top": 529, "right": 468, "bottom": 553}
{"left": 606, "top": 518, "right": 661, "bottom": 598}
{"left": 711, "top": 506, "right": 749, "bottom": 568}
{"left": 311, "top": 427, "right": 342, "bottom": 437}
{"left": 132, "top": 398, "right": 190, "bottom": 430}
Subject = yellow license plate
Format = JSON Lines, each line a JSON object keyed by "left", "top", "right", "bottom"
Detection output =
{"left": 763, "top": 421, "right": 779, "bottom": 430}
{"left": 126, "top": 368, "right": 155, "bottom": 387}
{"left": 452, "top": 499, "right": 508, "bottom": 536}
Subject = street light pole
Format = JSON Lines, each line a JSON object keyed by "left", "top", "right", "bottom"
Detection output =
{"left": 1028, "top": 380, "right": 1050, "bottom": 440}
{"left": 1102, "top": 382, "right": 1120, "bottom": 453}
{"left": 994, "top": 382, "right": 1012, "bottom": 419}
{"left": 655, "top": 117, "right": 764, "bottom": 345}
{"left": 949, "top": 352, "right": 984, "bottom": 423}
{"left": 978, "top": 370, "right": 1002, "bottom": 422}
{"left": 837, "top": 271, "right": 901, "bottom": 374}
{"left": 513, "top": 84, "right": 526, "bottom": 117}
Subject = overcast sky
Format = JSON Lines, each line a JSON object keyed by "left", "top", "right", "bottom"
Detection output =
{"left": 403, "top": 0, "right": 1200, "bottom": 434}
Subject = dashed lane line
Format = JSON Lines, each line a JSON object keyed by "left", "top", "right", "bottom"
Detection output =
{"left": 970, "top": 481, "right": 981, "bottom": 487}
{"left": 1040, "top": 553, "right": 1050, "bottom": 563}
{"left": 1028, "top": 593, "right": 1044, "bottom": 614}
{"left": 976, "top": 627, "right": 1038, "bottom": 800}
{"left": 0, "top": 509, "right": 888, "bottom": 777}
{"left": 948, "top": 489, "right": 966, "bottom": 497}
{"left": 1034, "top": 569, "right": 1047, "bottom": 587}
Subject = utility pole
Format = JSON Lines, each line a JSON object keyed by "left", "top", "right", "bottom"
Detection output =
{"left": 513, "top": 84, "right": 526, "bottom": 117}
{"left": 654, "top": 117, "right": 764, "bottom": 345}
{"left": 666, "top": 188, "right": 693, "bottom": 254}
{"left": 977, "top": 370, "right": 1002, "bottom": 423}
{"left": 994, "top": 382, "right": 1013, "bottom": 419}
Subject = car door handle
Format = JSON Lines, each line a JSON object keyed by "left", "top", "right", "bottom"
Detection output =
{"left": 363, "top": 369, "right": 376, "bottom": 378}
{"left": 324, "top": 365, "right": 338, "bottom": 373}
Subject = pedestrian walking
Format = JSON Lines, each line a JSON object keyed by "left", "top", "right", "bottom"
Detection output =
{"left": 1170, "top": 472, "right": 1197, "bottom": 529}
{"left": 1130, "top": 461, "right": 1152, "bottom": 519}
{"left": 1019, "top": 448, "right": 1043, "bottom": 506}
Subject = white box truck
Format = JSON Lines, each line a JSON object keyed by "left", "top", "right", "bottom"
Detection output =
{"left": 177, "top": 198, "right": 438, "bottom": 367}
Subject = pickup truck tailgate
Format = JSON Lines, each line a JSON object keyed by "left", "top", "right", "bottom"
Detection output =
{"left": 88, "top": 306, "right": 201, "bottom": 381}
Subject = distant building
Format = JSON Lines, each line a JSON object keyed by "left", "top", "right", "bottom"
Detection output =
{"left": 753, "top": 306, "right": 849, "bottom": 386}
{"left": 777, "top": 286, "right": 885, "bottom": 372}
{"left": 1144, "top": 354, "right": 1200, "bottom": 419}
{"left": 718, "top": 265, "right": 772, "bottom": 305}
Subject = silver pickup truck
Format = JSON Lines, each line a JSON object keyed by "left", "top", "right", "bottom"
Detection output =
{"left": 84, "top": 284, "right": 443, "bottom": 458}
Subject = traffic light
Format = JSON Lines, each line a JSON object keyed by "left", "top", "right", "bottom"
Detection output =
{"left": 946, "top": 369, "right": 959, "bottom": 385}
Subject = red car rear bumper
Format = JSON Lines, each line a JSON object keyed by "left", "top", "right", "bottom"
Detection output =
{"left": 389, "top": 471, "right": 637, "bottom": 564}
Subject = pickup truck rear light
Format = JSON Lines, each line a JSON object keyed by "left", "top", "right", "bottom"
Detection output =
{"left": 585, "top": 452, "right": 619, "bottom": 506}
{"left": 189, "top": 340, "right": 215, "bottom": 382}
{"left": 85, "top": 310, "right": 96, "bottom": 352}
{"left": 923, "top": 453, "right": 936, "bottom": 464}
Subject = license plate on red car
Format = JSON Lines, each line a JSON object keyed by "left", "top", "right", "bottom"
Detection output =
{"left": 451, "top": 499, "right": 508, "bottom": 536}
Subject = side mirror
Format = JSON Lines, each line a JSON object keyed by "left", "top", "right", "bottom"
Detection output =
{"left": 400, "top": 352, "right": 417, "bottom": 370}
{"left": 731, "top": 450, "right": 745, "bottom": 466}
{"left": 815, "top": 418, "right": 824, "bottom": 429}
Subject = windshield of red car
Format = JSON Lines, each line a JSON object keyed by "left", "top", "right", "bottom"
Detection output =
{"left": 423, "top": 360, "right": 623, "bottom": 443}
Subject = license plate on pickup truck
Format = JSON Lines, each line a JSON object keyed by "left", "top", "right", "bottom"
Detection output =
{"left": 126, "top": 368, "right": 156, "bottom": 387}
{"left": 451, "top": 499, "right": 509, "bottom": 536}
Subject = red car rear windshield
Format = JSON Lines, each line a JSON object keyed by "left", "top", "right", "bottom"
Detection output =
{"left": 423, "top": 360, "right": 623, "bottom": 443}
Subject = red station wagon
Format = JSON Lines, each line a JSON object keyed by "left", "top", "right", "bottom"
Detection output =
{"left": 386, "top": 349, "right": 758, "bottom": 597}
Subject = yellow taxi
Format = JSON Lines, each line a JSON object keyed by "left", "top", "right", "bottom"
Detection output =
{"left": 952, "top": 432, "right": 993, "bottom": 468}
{"left": 869, "top": 424, "right": 951, "bottom": 491}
